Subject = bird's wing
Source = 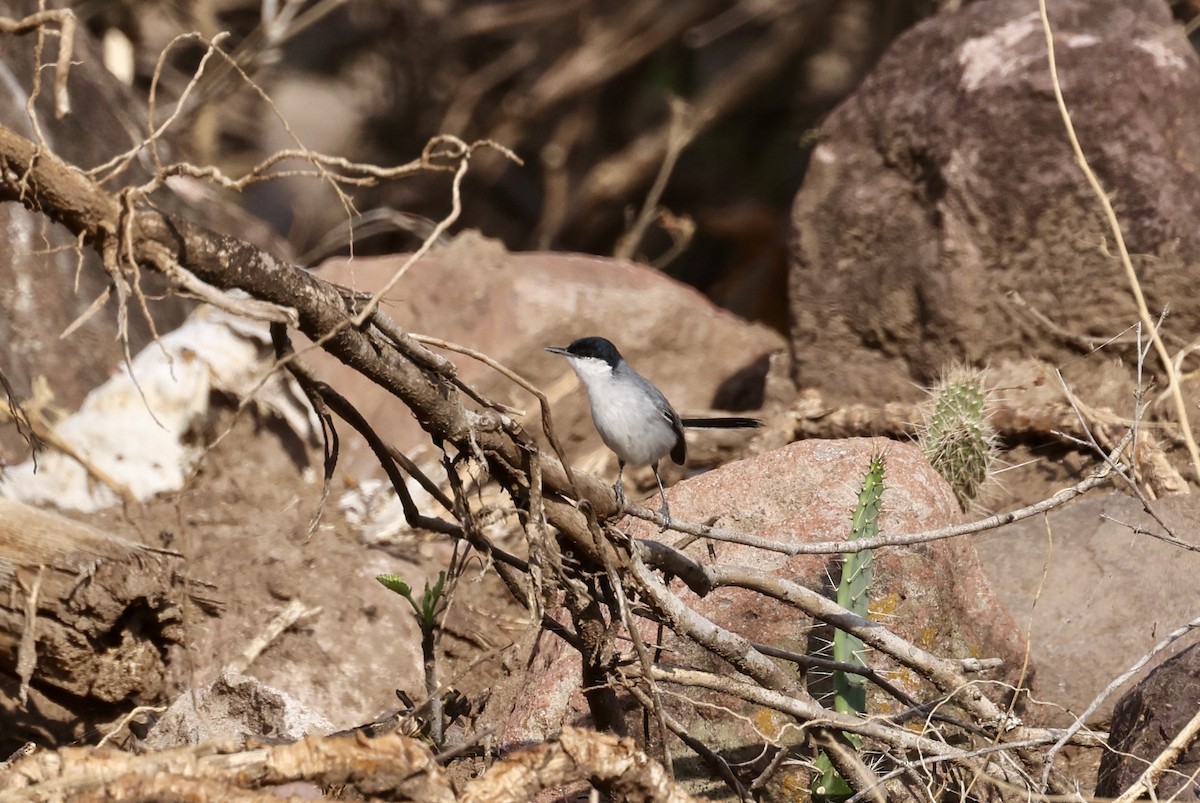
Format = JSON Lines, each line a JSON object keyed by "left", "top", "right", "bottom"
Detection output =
{"left": 664, "top": 406, "right": 686, "bottom": 465}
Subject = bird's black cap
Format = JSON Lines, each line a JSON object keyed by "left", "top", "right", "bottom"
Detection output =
{"left": 545, "top": 336, "right": 624, "bottom": 368}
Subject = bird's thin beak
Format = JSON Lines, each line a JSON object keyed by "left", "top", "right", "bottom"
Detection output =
{"left": 544, "top": 346, "right": 569, "bottom": 356}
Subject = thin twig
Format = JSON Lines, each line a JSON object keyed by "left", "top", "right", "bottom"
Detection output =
{"left": 589, "top": 520, "right": 674, "bottom": 778}
{"left": 225, "top": 599, "right": 318, "bottom": 675}
{"left": 16, "top": 566, "right": 45, "bottom": 706}
{"left": 95, "top": 705, "right": 168, "bottom": 749}
{"left": 410, "top": 333, "right": 580, "bottom": 494}
{"left": 351, "top": 139, "right": 522, "bottom": 327}
{"left": 0, "top": 9, "right": 75, "bottom": 118}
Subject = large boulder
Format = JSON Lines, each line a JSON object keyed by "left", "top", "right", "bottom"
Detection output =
{"left": 975, "top": 491, "right": 1200, "bottom": 727}
{"left": 789, "top": 0, "right": 1200, "bottom": 404}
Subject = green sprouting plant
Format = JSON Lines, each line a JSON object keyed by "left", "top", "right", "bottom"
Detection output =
{"left": 377, "top": 571, "right": 447, "bottom": 745}
{"left": 811, "top": 455, "right": 883, "bottom": 802}
{"left": 920, "top": 365, "right": 997, "bottom": 509}
{"left": 377, "top": 571, "right": 446, "bottom": 631}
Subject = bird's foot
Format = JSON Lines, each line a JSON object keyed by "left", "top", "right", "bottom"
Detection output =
{"left": 658, "top": 498, "right": 671, "bottom": 532}
{"left": 613, "top": 481, "right": 627, "bottom": 510}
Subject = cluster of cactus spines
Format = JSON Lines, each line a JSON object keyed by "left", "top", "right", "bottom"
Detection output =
{"left": 812, "top": 455, "right": 884, "bottom": 802}
{"left": 920, "top": 365, "right": 997, "bottom": 510}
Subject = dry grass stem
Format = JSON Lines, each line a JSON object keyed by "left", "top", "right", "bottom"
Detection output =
{"left": 1038, "top": 0, "right": 1200, "bottom": 483}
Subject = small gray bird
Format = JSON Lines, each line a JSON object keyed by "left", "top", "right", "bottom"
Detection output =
{"left": 546, "top": 336, "right": 760, "bottom": 522}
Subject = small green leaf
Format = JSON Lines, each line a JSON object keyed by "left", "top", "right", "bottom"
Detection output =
{"left": 377, "top": 574, "right": 413, "bottom": 597}
{"left": 418, "top": 571, "right": 447, "bottom": 627}
{"left": 378, "top": 572, "right": 448, "bottom": 631}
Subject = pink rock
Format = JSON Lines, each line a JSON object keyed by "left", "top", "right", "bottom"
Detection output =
{"left": 496, "top": 438, "right": 1028, "bottom": 787}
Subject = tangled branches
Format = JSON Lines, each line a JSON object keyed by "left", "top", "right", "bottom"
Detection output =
{"left": 1, "top": 8, "right": 1186, "bottom": 800}
{"left": 0, "top": 110, "right": 1132, "bottom": 799}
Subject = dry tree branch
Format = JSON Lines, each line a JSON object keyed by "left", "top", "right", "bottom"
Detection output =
{"left": 1037, "top": 0, "right": 1200, "bottom": 482}
{"left": 0, "top": 731, "right": 455, "bottom": 802}
{"left": 142, "top": 243, "right": 298, "bottom": 325}
{"left": 627, "top": 547, "right": 797, "bottom": 693}
{"left": 658, "top": 555, "right": 1009, "bottom": 726}
{"left": 751, "top": 639, "right": 1000, "bottom": 730}
{"left": 0, "top": 9, "right": 75, "bottom": 119}
{"left": 138, "top": 144, "right": 454, "bottom": 191}
{"left": 640, "top": 665, "right": 987, "bottom": 769}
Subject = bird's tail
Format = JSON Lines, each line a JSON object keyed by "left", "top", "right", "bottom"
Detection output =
{"left": 681, "top": 416, "right": 762, "bottom": 429}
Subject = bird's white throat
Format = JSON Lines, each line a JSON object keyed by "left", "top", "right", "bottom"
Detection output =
{"left": 565, "top": 355, "right": 614, "bottom": 391}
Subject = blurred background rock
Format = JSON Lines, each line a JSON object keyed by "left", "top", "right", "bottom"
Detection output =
{"left": 68, "top": 0, "right": 957, "bottom": 331}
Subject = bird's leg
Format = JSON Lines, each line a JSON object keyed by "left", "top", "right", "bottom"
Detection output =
{"left": 613, "top": 460, "right": 627, "bottom": 509}
{"left": 651, "top": 463, "right": 670, "bottom": 530}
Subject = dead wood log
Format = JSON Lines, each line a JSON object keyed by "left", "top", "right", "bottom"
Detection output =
{"left": 0, "top": 731, "right": 454, "bottom": 802}
{"left": 0, "top": 726, "right": 695, "bottom": 803}
{"left": 0, "top": 498, "right": 217, "bottom": 749}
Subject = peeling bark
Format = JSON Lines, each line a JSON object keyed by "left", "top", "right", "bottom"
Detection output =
{"left": 0, "top": 498, "right": 216, "bottom": 745}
